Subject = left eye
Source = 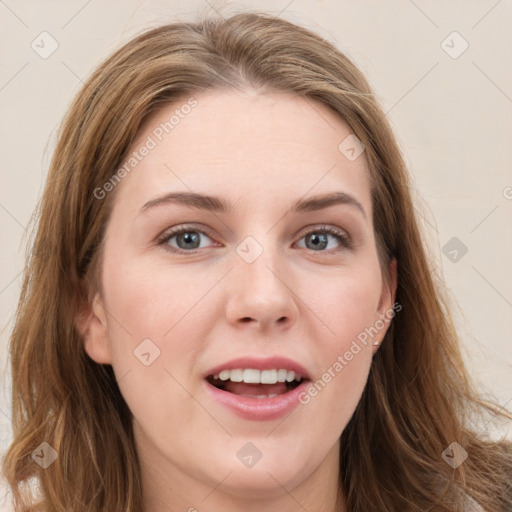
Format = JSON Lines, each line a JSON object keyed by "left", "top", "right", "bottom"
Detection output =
{"left": 296, "top": 226, "right": 351, "bottom": 252}
{"left": 158, "top": 225, "right": 351, "bottom": 254}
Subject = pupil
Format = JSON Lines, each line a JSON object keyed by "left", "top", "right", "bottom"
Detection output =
{"left": 179, "top": 232, "right": 200, "bottom": 249}
{"left": 307, "top": 233, "right": 327, "bottom": 250}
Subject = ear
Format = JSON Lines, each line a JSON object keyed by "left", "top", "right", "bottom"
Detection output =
{"left": 75, "top": 291, "right": 113, "bottom": 365}
{"left": 372, "top": 258, "right": 398, "bottom": 353}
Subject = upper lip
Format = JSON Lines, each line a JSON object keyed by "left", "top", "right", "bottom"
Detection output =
{"left": 204, "top": 356, "right": 310, "bottom": 380}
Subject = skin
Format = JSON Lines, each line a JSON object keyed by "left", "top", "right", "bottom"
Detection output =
{"left": 78, "top": 89, "right": 397, "bottom": 512}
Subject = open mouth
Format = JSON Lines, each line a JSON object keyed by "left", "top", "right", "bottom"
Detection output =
{"left": 205, "top": 369, "right": 306, "bottom": 398}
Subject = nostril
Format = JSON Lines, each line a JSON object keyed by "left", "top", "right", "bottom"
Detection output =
{"left": 239, "top": 316, "right": 288, "bottom": 324}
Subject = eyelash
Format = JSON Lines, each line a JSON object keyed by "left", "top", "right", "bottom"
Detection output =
{"left": 156, "top": 224, "right": 353, "bottom": 255}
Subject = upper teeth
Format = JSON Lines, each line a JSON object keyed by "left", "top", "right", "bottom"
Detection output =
{"left": 213, "top": 369, "right": 302, "bottom": 384}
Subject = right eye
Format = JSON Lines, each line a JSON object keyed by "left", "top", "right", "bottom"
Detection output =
{"left": 157, "top": 226, "right": 219, "bottom": 254}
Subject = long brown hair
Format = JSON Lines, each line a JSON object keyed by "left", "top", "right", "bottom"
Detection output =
{"left": 2, "top": 11, "right": 511, "bottom": 512}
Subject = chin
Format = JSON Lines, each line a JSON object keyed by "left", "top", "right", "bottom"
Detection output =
{"left": 205, "top": 439, "right": 314, "bottom": 498}
{"left": 217, "top": 462, "right": 307, "bottom": 499}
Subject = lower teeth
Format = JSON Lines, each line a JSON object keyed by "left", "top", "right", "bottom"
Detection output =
{"left": 240, "top": 394, "right": 279, "bottom": 398}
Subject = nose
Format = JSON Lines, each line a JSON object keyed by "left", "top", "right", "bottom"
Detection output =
{"left": 225, "top": 242, "right": 299, "bottom": 333}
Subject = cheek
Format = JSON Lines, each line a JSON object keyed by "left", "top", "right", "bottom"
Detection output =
{"left": 297, "top": 264, "right": 381, "bottom": 426}
{"left": 99, "top": 256, "right": 218, "bottom": 434}
{"left": 101, "top": 253, "right": 214, "bottom": 346}
{"left": 310, "top": 263, "right": 382, "bottom": 349}
{"left": 98, "top": 252, "right": 222, "bottom": 418}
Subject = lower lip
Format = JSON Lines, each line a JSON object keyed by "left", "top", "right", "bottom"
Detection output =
{"left": 204, "top": 380, "right": 310, "bottom": 421}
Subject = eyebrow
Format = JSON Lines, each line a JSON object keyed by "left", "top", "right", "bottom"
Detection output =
{"left": 141, "top": 191, "right": 367, "bottom": 219}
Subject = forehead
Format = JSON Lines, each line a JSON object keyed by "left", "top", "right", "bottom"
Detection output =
{"left": 114, "top": 89, "right": 371, "bottom": 216}
{"left": 137, "top": 89, "right": 354, "bottom": 156}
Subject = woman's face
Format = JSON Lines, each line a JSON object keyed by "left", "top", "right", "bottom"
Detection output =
{"left": 81, "top": 89, "right": 396, "bottom": 506}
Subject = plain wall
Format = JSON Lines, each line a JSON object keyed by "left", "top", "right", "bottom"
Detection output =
{"left": 1, "top": 0, "right": 511, "bottom": 508}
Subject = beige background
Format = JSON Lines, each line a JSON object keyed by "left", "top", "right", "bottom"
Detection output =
{"left": 1, "top": 0, "right": 511, "bottom": 507}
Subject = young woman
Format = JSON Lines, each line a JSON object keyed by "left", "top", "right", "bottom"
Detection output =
{"left": 2, "top": 11, "right": 511, "bottom": 512}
